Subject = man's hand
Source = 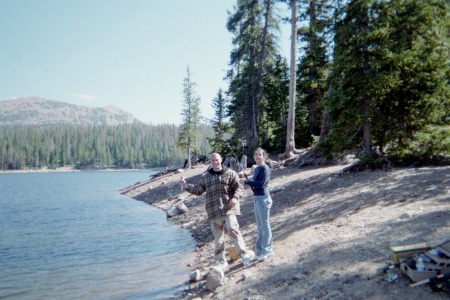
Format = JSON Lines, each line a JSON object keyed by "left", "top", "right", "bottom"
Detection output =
{"left": 228, "top": 197, "right": 238, "bottom": 208}
{"left": 179, "top": 177, "right": 188, "bottom": 190}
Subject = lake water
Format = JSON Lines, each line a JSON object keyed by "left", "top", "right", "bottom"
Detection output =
{"left": 0, "top": 171, "right": 196, "bottom": 300}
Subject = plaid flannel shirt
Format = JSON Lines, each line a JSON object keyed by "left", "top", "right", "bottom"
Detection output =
{"left": 187, "top": 166, "right": 243, "bottom": 219}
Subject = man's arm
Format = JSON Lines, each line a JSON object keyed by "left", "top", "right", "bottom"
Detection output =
{"left": 228, "top": 171, "right": 244, "bottom": 208}
{"left": 180, "top": 176, "right": 206, "bottom": 196}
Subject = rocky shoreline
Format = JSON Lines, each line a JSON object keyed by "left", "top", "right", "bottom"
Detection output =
{"left": 121, "top": 164, "right": 450, "bottom": 300}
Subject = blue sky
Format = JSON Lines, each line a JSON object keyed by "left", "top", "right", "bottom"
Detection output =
{"left": 0, "top": 0, "right": 291, "bottom": 125}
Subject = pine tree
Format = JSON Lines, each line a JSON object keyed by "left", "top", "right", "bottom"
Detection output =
{"left": 263, "top": 55, "right": 290, "bottom": 152}
{"left": 283, "top": 0, "right": 300, "bottom": 157}
{"left": 372, "top": 0, "right": 450, "bottom": 159}
{"left": 296, "top": 0, "right": 333, "bottom": 144}
{"left": 327, "top": 0, "right": 375, "bottom": 157}
{"left": 208, "top": 89, "right": 232, "bottom": 155}
{"left": 177, "top": 66, "right": 202, "bottom": 168}
{"left": 327, "top": 0, "right": 450, "bottom": 160}
{"left": 226, "top": 0, "right": 280, "bottom": 151}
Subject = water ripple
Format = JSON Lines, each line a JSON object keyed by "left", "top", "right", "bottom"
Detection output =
{"left": 0, "top": 172, "right": 195, "bottom": 300}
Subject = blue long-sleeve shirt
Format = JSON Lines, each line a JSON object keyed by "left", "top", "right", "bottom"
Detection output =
{"left": 244, "top": 163, "right": 270, "bottom": 196}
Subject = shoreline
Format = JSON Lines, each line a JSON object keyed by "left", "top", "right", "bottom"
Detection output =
{"left": 121, "top": 164, "right": 450, "bottom": 299}
{"left": 0, "top": 167, "right": 162, "bottom": 174}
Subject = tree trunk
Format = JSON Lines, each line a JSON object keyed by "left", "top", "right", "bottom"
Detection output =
{"left": 361, "top": 7, "right": 373, "bottom": 158}
{"left": 249, "top": 8, "right": 259, "bottom": 149}
{"left": 319, "top": 108, "right": 331, "bottom": 143}
{"left": 319, "top": 85, "right": 333, "bottom": 143}
{"left": 284, "top": 0, "right": 298, "bottom": 158}
{"left": 362, "top": 97, "right": 373, "bottom": 157}
{"left": 254, "top": 0, "right": 272, "bottom": 147}
{"left": 187, "top": 141, "right": 192, "bottom": 169}
{"left": 307, "top": 0, "right": 321, "bottom": 136}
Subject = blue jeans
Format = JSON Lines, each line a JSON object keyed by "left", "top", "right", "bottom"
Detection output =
{"left": 254, "top": 195, "right": 273, "bottom": 256}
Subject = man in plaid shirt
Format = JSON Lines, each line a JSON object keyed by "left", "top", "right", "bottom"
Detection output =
{"left": 180, "top": 153, "right": 254, "bottom": 269}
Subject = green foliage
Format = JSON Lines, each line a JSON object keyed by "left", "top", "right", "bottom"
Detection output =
{"left": 371, "top": 0, "right": 450, "bottom": 155}
{"left": 0, "top": 123, "right": 213, "bottom": 170}
{"left": 294, "top": 101, "right": 314, "bottom": 148}
{"left": 326, "top": 0, "right": 374, "bottom": 152}
{"left": 226, "top": 0, "right": 283, "bottom": 150}
{"left": 207, "top": 89, "right": 233, "bottom": 156}
{"left": 356, "top": 152, "right": 384, "bottom": 166}
{"left": 262, "top": 55, "right": 290, "bottom": 153}
{"left": 326, "top": 0, "right": 450, "bottom": 159}
{"left": 177, "top": 66, "right": 202, "bottom": 167}
{"left": 9, "top": 0, "right": 448, "bottom": 170}
{"left": 387, "top": 125, "right": 450, "bottom": 164}
{"left": 296, "top": 0, "right": 333, "bottom": 139}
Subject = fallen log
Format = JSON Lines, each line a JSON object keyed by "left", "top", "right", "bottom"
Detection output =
{"left": 149, "top": 166, "right": 184, "bottom": 180}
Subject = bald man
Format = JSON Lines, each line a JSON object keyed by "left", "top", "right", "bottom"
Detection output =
{"left": 180, "top": 153, "right": 254, "bottom": 269}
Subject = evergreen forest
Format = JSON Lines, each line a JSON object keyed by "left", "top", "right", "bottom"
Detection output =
{"left": 215, "top": 0, "right": 449, "bottom": 166}
{"left": 0, "top": 123, "right": 213, "bottom": 170}
{"left": 1, "top": 0, "right": 449, "bottom": 171}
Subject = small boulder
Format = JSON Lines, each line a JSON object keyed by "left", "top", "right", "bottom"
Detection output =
{"left": 166, "top": 206, "right": 179, "bottom": 218}
{"left": 205, "top": 266, "right": 224, "bottom": 291}
{"left": 166, "top": 202, "right": 189, "bottom": 218}
{"left": 189, "top": 269, "right": 203, "bottom": 282}
{"left": 176, "top": 202, "right": 189, "bottom": 213}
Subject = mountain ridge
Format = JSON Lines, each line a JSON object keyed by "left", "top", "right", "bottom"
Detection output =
{"left": 0, "top": 97, "right": 140, "bottom": 126}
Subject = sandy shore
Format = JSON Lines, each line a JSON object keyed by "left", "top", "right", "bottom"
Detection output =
{"left": 121, "top": 164, "right": 450, "bottom": 300}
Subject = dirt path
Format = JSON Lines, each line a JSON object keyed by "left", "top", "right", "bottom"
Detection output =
{"left": 121, "top": 164, "right": 450, "bottom": 299}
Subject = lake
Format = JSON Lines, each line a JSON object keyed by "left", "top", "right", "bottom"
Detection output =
{"left": 0, "top": 171, "right": 196, "bottom": 300}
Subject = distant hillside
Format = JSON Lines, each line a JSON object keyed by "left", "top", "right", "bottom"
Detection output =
{"left": 0, "top": 97, "right": 140, "bottom": 126}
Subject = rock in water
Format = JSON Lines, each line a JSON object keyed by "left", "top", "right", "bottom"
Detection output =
{"left": 189, "top": 269, "right": 203, "bottom": 282}
{"left": 176, "top": 202, "right": 189, "bottom": 213}
{"left": 165, "top": 206, "right": 179, "bottom": 218}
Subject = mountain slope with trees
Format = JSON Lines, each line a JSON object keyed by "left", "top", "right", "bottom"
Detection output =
{"left": 0, "top": 96, "right": 215, "bottom": 171}
{"left": 0, "top": 122, "right": 214, "bottom": 170}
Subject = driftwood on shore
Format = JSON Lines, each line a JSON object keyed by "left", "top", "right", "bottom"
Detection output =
{"left": 149, "top": 167, "right": 184, "bottom": 180}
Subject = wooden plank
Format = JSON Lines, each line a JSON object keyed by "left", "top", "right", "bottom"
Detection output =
{"left": 391, "top": 243, "right": 431, "bottom": 263}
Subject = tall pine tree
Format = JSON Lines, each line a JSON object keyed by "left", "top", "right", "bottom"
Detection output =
{"left": 207, "top": 89, "right": 232, "bottom": 155}
{"left": 177, "top": 66, "right": 202, "bottom": 168}
{"left": 226, "top": 0, "right": 280, "bottom": 151}
{"left": 327, "top": 0, "right": 450, "bottom": 161}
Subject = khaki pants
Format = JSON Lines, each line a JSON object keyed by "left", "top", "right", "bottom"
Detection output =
{"left": 210, "top": 215, "right": 248, "bottom": 263}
